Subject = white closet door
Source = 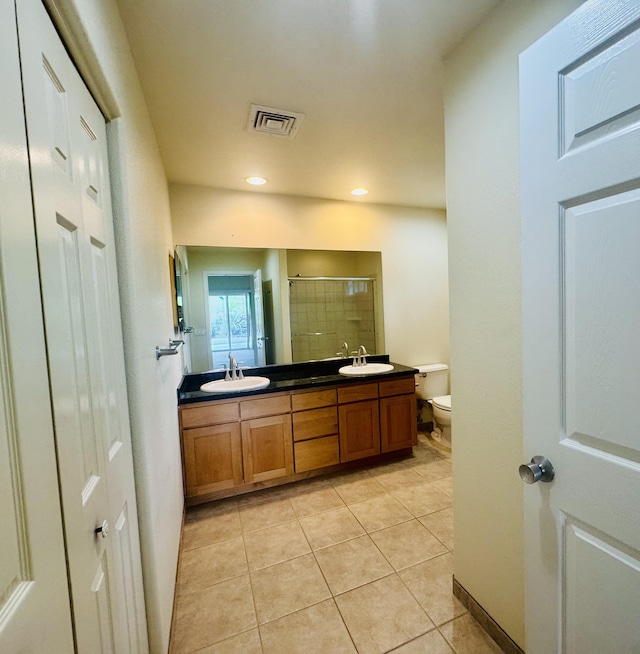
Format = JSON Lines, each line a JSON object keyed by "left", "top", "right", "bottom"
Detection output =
{"left": 0, "top": 0, "right": 74, "bottom": 650}
{"left": 16, "top": 0, "right": 148, "bottom": 651}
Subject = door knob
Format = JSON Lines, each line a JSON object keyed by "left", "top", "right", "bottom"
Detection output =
{"left": 519, "top": 456, "right": 554, "bottom": 484}
{"left": 95, "top": 520, "right": 109, "bottom": 538}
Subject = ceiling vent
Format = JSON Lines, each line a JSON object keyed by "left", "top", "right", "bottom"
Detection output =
{"left": 248, "top": 104, "right": 305, "bottom": 139}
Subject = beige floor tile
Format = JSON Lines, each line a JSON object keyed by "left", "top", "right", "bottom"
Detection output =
{"left": 259, "top": 599, "right": 356, "bottom": 654}
{"left": 392, "top": 482, "right": 452, "bottom": 517}
{"left": 332, "top": 475, "right": 388, "bottom": 505}
{"left": 373, "top": 466, "right": 426, "bottom": 491}
{"left": 239, "top": 497, "right": 296, "bottom": 533}
{"left": 336, "top": 574, "right": 434, "bottom": 654}
{"left": 412, "top": 435, "right": 443, "bottom": 458}
{"left": 243, "top": 520, "right": 311, "bottom": 571}
{"left": 439, "top": 614, "right": 503, "bottom": 653}
{"left": 431, "top": 476, "right": 453, "bottom": 497}
{"left": 411, "top": 459, "right": 452, "bottom": 482}
{"left": 314, "top": 535, "right": 393, "bottom": 595}
{"left": 348, "top": 493, "right": 413, "bottom": 533}
{"left": 170, "top": 437, "right": 478, "bottom": 654}
{"left": 281, "top": 475, "right": 331, "bottom": 495}
{"left": 369, "top": 457, "right": 412, "bottom": 474}
{"left": 299, "top": 506, "right": 365, "bottom": 550}
{"left": 199, "top": 628, "right": 262, "bottom": 654}
{"left": 371, "top": 520, "right": 447, "bottom": 570}
{"left": 389, "top": 629, "right": 454, "bottom": 653}
{"left": 171, "top": 575, "right": 256, "bottom": 653}
{"left": 182, "top": 501, "right": 242, "bottom": 551}
{"left": 235, "top": 484, "right": 295, "bottom": 507}
{"left": 177, "top": 536, "right": 248, "bottom": 594}
{"left": 398, "top": 553, "right": 467, "bottom": 626}
{"left": 327, "top": 467, "right": 372, "bottom": 484}
{"left": 419, "top": 507, "right": 454, "bottom": 551}
{"left": 289, "top": 485, "right": 345, "bottom": 517}
{"left": 185, "top": 497, "right": 238, "bottom": 520}
{"left": 250, "top": 553, "right": 331, "bottom": 624}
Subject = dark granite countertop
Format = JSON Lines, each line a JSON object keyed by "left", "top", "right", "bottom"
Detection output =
{"left": 178, "top": 354, "right": 418, "bottom": 405}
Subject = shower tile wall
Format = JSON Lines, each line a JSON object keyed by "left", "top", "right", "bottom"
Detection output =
{"left": 290, "top": 279, "right": 377, "bottom": 362}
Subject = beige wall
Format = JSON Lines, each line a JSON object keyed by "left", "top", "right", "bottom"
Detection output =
{"left": 171, "top": 184, "right": 450, "bottom": 369}
{"left": 444, "top": 0, "right": 583, "bottom": 646}
{"left": 48, "top": 1, "right": 184, "bottom": 651}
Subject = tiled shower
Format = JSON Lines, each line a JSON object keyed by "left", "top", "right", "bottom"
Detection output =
{"left": 289, "top": 278, "right": 377, "bottom": 362}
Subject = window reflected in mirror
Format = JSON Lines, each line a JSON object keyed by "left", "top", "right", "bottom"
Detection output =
{"left": 175, "top": 246, "right": 384, "bottom": 372}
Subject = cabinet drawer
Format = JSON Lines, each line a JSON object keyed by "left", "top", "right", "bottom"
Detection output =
{"left": 379, "top": 376, "right": 416, "bottom": 398}
{"left": 294, "top": 435, "right": 339, "bottom": 473}
{"left": 180, "top": 400, "right": 239, "bottom": 429}
{"left": 338, "top": 382, "right": 378, "bottom": 404}
{"left": 291, "top": 388, "right": 337, "bottom": 412}
{"left": 292, "top": 406, "right": 338, "bottom": 442}
{"left": 240, "top": 393, "right": 291, "bottom": 420}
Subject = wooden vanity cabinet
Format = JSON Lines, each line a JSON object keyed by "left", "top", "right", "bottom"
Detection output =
{"left": 242, "top": 413, "right": 293, "bottom": 483}
{"left": 240, "top": 392, "right": 293, "bottom": 484}
{"left": 338, "top": 382, "right": 380, "bottom": 462}
{"left": 180, "top": 392, "right": 293, "bottom": 497}
{"left": 179, "top": 372, "right": 418, "bottom": 502}
{"left": 291, "top": 389, "right": 339, "bottom": 472}
{"left": 180, "top": 399, "right": 243, "bottom": 497}
{"left": 379, "top": 377, "right": 418, "bottom": 453}
{"left": 182, "top": 423, "right": 243, "bottom": 497}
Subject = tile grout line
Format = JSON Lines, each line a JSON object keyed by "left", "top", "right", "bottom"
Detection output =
{"left": 239, "top": 525, "right": 264, "bottom": 652}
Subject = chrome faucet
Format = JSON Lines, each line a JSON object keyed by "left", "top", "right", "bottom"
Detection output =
{"left": 228, "top": 352, "right": 238, "bottom": 380}
{"left": 341, "top": 342, "right": 349, "bottom": 359}
{"left": 357, "top": 345, "right": 368, "bottom": 367}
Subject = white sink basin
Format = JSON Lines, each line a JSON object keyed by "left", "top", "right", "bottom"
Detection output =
{"left": 200, "top": 376, "right": 270, "bottom": 393}
{"left": 338, "top": 363, "right": 394, "bottom": 376}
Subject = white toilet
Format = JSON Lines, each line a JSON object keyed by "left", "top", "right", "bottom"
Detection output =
{"left": 415, "top": 363, "right": 452, "bottom": 451}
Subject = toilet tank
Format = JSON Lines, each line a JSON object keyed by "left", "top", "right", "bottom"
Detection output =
{"left": 415, "top": 363, "right": 449, "bottom": 400}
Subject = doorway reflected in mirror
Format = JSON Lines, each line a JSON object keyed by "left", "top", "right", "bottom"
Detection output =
{"left": 175, "top": 246, "right": 384, "bottom": 372}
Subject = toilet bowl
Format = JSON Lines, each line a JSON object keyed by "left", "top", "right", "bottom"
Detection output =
{"left": 415, "top": 363, "right": 452, "bottom": 452}
{"left": 429, "top": 394, "right": 451, "bottom": 451}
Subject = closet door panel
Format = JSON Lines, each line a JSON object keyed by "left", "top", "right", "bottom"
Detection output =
{"left": 0, "top": 0, "right": 73, "bottom": 649}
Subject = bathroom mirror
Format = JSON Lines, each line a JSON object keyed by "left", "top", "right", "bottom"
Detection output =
{"left": 175, "top": 246, "right": 385, "bottom": 373}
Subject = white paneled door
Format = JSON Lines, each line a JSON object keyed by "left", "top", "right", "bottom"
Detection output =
{"left": 16, "top": 0, "right": 148, "bottom": 651}
{"left": 0, "top": 0, "right": 74, "bottom": 649}
{"left": 521, "top": 2, "right": 640, "bottom": 652}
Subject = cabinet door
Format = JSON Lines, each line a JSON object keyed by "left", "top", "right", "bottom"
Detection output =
{"left": 183, "top": 423, "right": 243, "bottom": 497}
{"left": 242, "top": 414, "right": 293, "bottom": 483}
{"left": 380, "top": 394, "right": 417, "bottom": 453}
{"left": 339, "top": 400, "right": 380, "bottom": 462}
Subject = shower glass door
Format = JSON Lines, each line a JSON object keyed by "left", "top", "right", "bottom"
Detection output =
{"left": 289, "top": 277, "right": 377, "bottom": 362}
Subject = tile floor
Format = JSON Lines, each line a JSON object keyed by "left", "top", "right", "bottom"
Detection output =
{"left": 169, "top": 434, "right": 503, "bottom": 654}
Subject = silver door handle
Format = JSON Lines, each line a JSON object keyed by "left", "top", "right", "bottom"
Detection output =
{"left": 95, "top": 520, "right": 109, "bottom": 538}
{"left": 519, "top": 456, "right": 554, "bottom": 484}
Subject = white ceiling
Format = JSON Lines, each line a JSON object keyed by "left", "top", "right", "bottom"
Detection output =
{"left": 116, "top": 0, "right": 500, "bottom": 209}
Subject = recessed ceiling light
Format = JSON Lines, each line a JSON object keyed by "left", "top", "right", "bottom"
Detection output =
{"left": 350, "top": 188, "right": 369, "bottom": 196}
{"left": 246, "top": 176, "right": 267, "bottom": 186}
